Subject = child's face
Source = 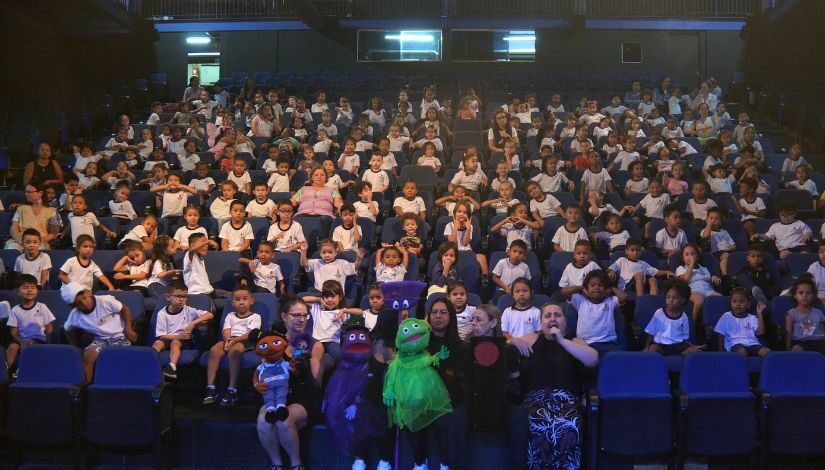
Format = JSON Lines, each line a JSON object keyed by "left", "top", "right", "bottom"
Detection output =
{"left": 449, "top": 286, "right": 468, "bottom": 310}
{"left": 359, "top": 186, "right": 372, "bottom": 201}
{"left": 344, "top": 141, "right": 355, "bottom": 153}
{"left": 707, "top": 212, "right": 722, "bottom": 230}
{"left": 584, "top": 276, "right": 607, "bottom": 300}
{"left": 648, "top": 181, "right": 663, "bottom": 197}
{"left": 499, "top": 184, "right": 513, "bottom": 199}
{"left": 275, "top": 161, "right": 290, "bottom": 176}
{"left": 631, "top": 164, "right": 643, "bottom": 178}
{"left": 18, "top": 282, "right": 38, "bottom": 302}
{"left": 166, "top": 288, "right": 189, "bottom": 310}
{"left": 730, "top": 292, "right": 751, "bottom": 316}
{"left": 319, "top": 244, "right": 337, "bottom": 263}
{"left": 321, "top": 292, "right": 341, "bottom": 310}
{"left": 171, "top": 128, "right": 182, "bottom": 139}
{"left": 665, "top": 210, "right": 681, "bottom": 229}
{"left": 143, "top": 218, "right": 158, "bottom": 234}
{"left": 257, "top": 244, "right": 274, "bottom": 264}
{"left": 682, "top": 246, "right": 699, "bottom": 266}
{"left": 114, "top": 187, "right": 129, "bottom": 202}
{"left": 78, "top": 240, "right": 95, "bottom": 258}
{"left": 369, "top": 155, "right": 382, "bottom": 170}
{"left": 154, "top": 149, "right": 165, "bottom": 161}
{"left": 303, "top": 148, "right": 315, "bottom": 161}
{"left": 546, "top": 158, "right": 558, "bottom": 173}
{"left": 71, "top": 197, "right": 87, "bottom": 214}
{"left": 712, "top": 167, "right": 725, "bottom": 179}
{"left": 587, "top": 152, "right": 600, "bottom": 169}
{"left": 527, "top": 184, "right": 542, "bottom": 199}
{"left": 532, "top": 117, "right": 542, "bottom": 129}
{"left": 795, "top": 283, "right": 815, "bottom": 307}
{"left": 508, "top": 245, "right": 526, "bottom": 264}
{"left": 382, "top": 248, "right": 400, "bottom": 267}
{"left": 625, "top": 244, "right": 642, "bottom": 261}
{"left": 403, "top": 182, "right": 417, "bottom": 198}
{"left": 142, "top": 129, "right": 152, "bottom": 140}
{"left": 341, "top": 210, "right": 356, "bottom": 226}
{"left": 232, "top": 289, "right": 253, "bottom": 314}
{"left": 425, "top": 127, "right": 436, "bottom": 140}
{"left": 672, "top": 165, "right": 683, "bottom": 179}
{"left": 23, "top": 235, "right": 41, "bottom": 256}
{"left": 323, "top": 160, "right": 335, "bottom": 175}
{"left": 441, "top": 248, "right": 457, "bottom": 267}
{"left": 254, "top": 185, "right": 268, "bottom": 200}
{"left": 185, "top": 208, "right": 200, "bottom": 226}
{"left": 778, "top": 210, "right": 796, "bottom": 225}
{"left": 606, "top": 217, "right": 621, "bottom": 233}
{"left": 565, "top": 208, "right": 580, "bottom": 225}
{"left": 278, "top": 204, "right": 293, "bottom": 221}
{"left": 221, "top": 184, "right": 237, "bottom": 199}
{"left": 465, "top": 156, "right": 478, "bottom": 172}
{"left": 403, "top": 219, "right": 418, "bottom": 236}
{"left": 322, "top": 113, "right": 331, "bottom": 124}
{"left": 389, "top": 127, "right": 400, "bottom": 138}
{"left": 230, "top": 204, "right": 245, "bottom": 222}
{"left": 796, "top": 167, "right": 808, "bottom": 181}
{"left": 233, "top": 160, "right": 246, "bottom": 174}
{"left": 573, "top": 244, "right": 591, "bottom": 266}
{"left": 512, "top": 282, "right": 531, "bottom": 305}
{"left": 368, "top": 289, "right": 384, "bottom": 312}
{"left": 196, "top": 164, "right": 208, "bottom": 178}
{"left": 452, "top": 187, "right": 466, "bottom": 200}
{"left": 74, "top": 290, "right": 96, "bottom": 313}
{"left": 86, "top": 163, "right": 98, "bottom": 175}
{"left": 128, "top": 248, "right": 146, "bottom": 265}
{"left": 65, "top": 179, "right": 79, "bottom": 194}
{"left": 225, "top": 147, "right": 236, "bottom": 160}
{"left": 691, "top": 183, "right": 707, "bottom": 200}
{"left": 748, "top": 249, "right": 764, "bottom": 268}
{"left": 664, "top": 288, "right": 685, "bottom": 315}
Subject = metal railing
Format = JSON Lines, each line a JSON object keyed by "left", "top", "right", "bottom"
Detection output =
{"left": 587, "top": 0, "right": 756, "bottom": 18}
{"left": 142, "top": 0, "right": 297, "bottom": 20}
{"left": 452, "top": 0, "right": 575, "bottom": 16}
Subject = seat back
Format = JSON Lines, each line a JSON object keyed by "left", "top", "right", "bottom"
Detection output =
{"left": 680, "top": 352, "right": 749, "bottom": 394}
{"left": 759, "top": 351, "right": 825, "bottom": 394}
{"left": 203, "top": 251, "right": 240, "bottom": 291}
{"left": 93, "top": 346, "right": 162, "bottom": 387}
{"left": 17, "top": 344, "right": 84, "bottom": 385}
{"left": 597, "top": 352, "right": 669, "bottom": 396}
{"left": 97, "top": 290, "right": 147, "bottom": 321}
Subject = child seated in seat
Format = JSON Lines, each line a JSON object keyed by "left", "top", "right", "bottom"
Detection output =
{"left": 374, "top": 243, "right": 410, "bottom": 283}
{"left": 444, "top": 201, "right": 488, "bottom": 278}
{"left": 436, "top": 184, "right": 480, "bottom": 217}
{"left": 203, "top": 285, "right": 262, "bottom": 406}
{"left": 393, "top": 179, "right": 427, "bottom": 221}
{"left": 714, "top": 288, "right": 770, "bottom": 358}
{"left": 449, "top": 150, "right": 488, "bottom": 193}
{"left": 481, "top": 180, "right": 520, "bottom": 216}
{"left": 58, "top": 234, "right": 116, "bottom": 291}
{"left": 655, "top": 204, "right": 688, "bottom": 258}
{"left": 580, "top": 152, "right": 614, "bottom": 204}
{"left": 491, "top": 240, "right": 531, "bottom": 296}
{"left": 14, "top": 229, "right": 52, "bottom": 287}
{"left": 152, "top": 281, "right": 214, "bottom": 379}
{"left": 78, "top": 161, "right": 101, "bottom": 190}
{"left": 219, "top": 200, "right": 254, "bottom": 257}
{"left": 501, "top": 278, "right": 540, "bottom": 339}
{"left": 531, "top": 154, "right": 575, "bottom": 193}
{"left": 121, "top": 214, "right": 159, "bottom": 251}
{"left": 733, "top": 177, "right": 766, "bottom": 239}
{"left": 153, "top": 173, "right": 198, "bottom": 232}
{"left": 491, "top": 203, "right": 540, "bottom": 251}
{"left": 591, "top": 213, "right": 631, "bottom": 254}
{"left": 183, "top": 233, "right": 224, "bottom": 298}
{"left": 62, "top": 281, "right": 138, "bottom": 381}
{"left": 526, "top": 181, "right": 564, "bottom": 230}
{"left": 65, "top": 194, "right": 117, "bottom": 247}
{"left": 5, "top": 274, "right": 55, "bottom": 369}
{"left": 699, "top": 207, "right": 737, "bottom": 275}
{"left": 785, "top": 164, "right": 818, "bottom": 196}
{"left": 751, "top": 201, "right": 813, "bottom": 259}
{"left": 246, "top": 181, "right": 277, "bottom": 220}
{"left": 300, "top": 238, "right": 365, "bottom": 292}
{"left": 785, "top": 277, "right": 825, "bottom": 354}
{"left": 302, "top": 280, "right": 364, "bottom": 364}
{"left": 337, "top": 137, "right": 361, "bottom": 175}
{"left": 557, "top": 240, "right": 600, "bottom": 299}
{"left": 226, "top": 158, "right": 252, "bottom": 195}
{"left": 240, "top": 241, "right": 285, "bottom": 295}
{"left": 608, "top": 138, "right": 641, "bottom": 173}
{"left": 416, "top": 141, "right": 442, "bottom": 174}
{"left": 333, "top": 205, "right": 362, "bottom": 253}
{"left": 112, "top": 240, "right": 152, "bottom": 295}
{"left": 210, "top": 181, "right": 238, "bottom": 228}
{"left": 108, "top": 182, "right": 137, "bottom": 224}
{"left": 550, "top": 204, "right": 588, "bottom": 253}
{"left": 352, "top": 181, "right": 379, "bottom": 223}
{"left": 606, "top": 238, "right": 672, "bottom": 297}
{"left": 266, "top": 199, "right": 306, "bottom": 253}
{"left": 623, "top": 161, "right": 649, "bottom": 201}
{"left": 675, "top": 243, "right": 722, "bottom": 321}
{"left": 567, "top": 269, "right": 628, "bottom": 358}
{"left": 645, "top": 278, "right": 704, "bottom": 355}
{"left": 625, "top": 179, "right": 671, "bottom": 239}
{"left": 686, "top": 180, "right": 718, "bottom": 229}
{"left": 361, "top": 153, "right": 390, "bottom": 193}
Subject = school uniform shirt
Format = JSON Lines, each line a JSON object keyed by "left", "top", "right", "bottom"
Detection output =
{"left": 74, "top": 153, "right": 102, "bottom": 171}
{"left": 67, "top": 212, "right": 101, "bottom": 247}
{"left": 444, "top": 222, "right": 474, "bottom": 251}
{"left": 60, "top": 257, "right": 103, "bottom": 290}
{"left": 594, "top": 230, "right": 631, "bottom": 251}
{"left": 655, "top": 228, "right": 688, "bottom": 252}
{"left": 530, "top": 194, "right": 563, "bottom": 219}
{"left": 227, "top": 171, "right": 252, "bottom": 193}
{"left": 318, "top": 123, "right": 338, "bottom": 137}
{"left": 103, "top": 138, "right": 129, "bottom": 157}
{"left": 393, "top": 196, "right": 426, "bottom": 215}
{"left": 661, "top": 127, "right": 685, "bottom": 139}
{"left": 109, "top": 200, "right": 137, "bottom": 220}
{"left": 223, "top": 311, "right": 262, "bottom": 338}
{"left": 375, "top": 263, "right": 407, "bottom": 283}
{"left": 782, "top": 156, "right": 808, "bottom": 175}
{"left": 558, "top": 261, "right": 600, "bottom": 289}
{"left": 581, "top": 168, "right": 612, "bottom": 194}
{"left": 808, "top": 261, "right": 825, "bottom": 298}
{"left": 388, "top": 136, "right": 410, "bottom": 153}
{"left": 362, "top": 169, "right": 389, "bottom": 192}
{"left": 219, "top": 221, "right": 254, "bottom": 252}
{"left": 339, "top": 154, "right": 360, "bottom": 174}
{"left": 491, "top": 177, "right": 517, "bottom": 193}
{"left": 64, "top": 295, "right": 126, "bottom": 341}
{"left": 788, "top": 179, "right": 818, "bottom": 196}
{"left": 179, "top": 154, "right": 200, "bottom": 173}
{"left": 489, "top": 198, "right": 520, "bottom": 216}
{"left": 707, "top": 230, "right": 737, "bottom": 253}
{"left": 417, "top": 155, "right": 441, "bottom": 172}
{"left": 261, "top": 159, "right": 280, "bottom": 174}
{"left": 687, "top": 199, "right": 718, "bottom": 221}
{"left": 306, "top": 258, "right": 356, "bottom": 291}
{"left": 570, "top": 293, "right": 619, "bottom": 344}
{"left": 14, "top": 252, "right": 52, "bottom": 282}
{"left": 125, "top": 260, "right": 152, "bottom": 288}
{"left": 311, "top": 103, "right": 329, "bottom": 113}
{"left": 379, "top": 153, "right": 398, "bottom": 172}
{"left": 640, "top": 193, "right": 672, "bottom": 219}
{"left": 737, "top": 197, "right": 765, "bottom": 221}
{"left": 607, "top": 257, "right": 660, "bottom": 290}
{"left": 501, "top": 224, "right": 534, "bottom": 250}
{"left": 183, "top": 253, "right": 212, "bottom": 294}
{"left": 707, "top": 176, "right": 734, "bottom": 194}
{"left": 155, "top": 305, "right": 210, "bottom": 337}
{"left": 189, "top": 177, "right": 215, "bottom": 193}
{"left": 714, "top": 312, "right": 761, "bottom": 351}
{"left": 675, "top": 264, "right": 716, "bottom": 296}
{"left": 492, "top": 258, "right": 532, "bottom": 288}
{"left": 450, "top": 168, "right": 486, "bottom": 192}
{"left": 122, "top": 224, "right": 150, "bottom": 245}
{"left": 246, "top": 199, "right": 276, "bottom": 219}
{"left": 353, "top": 200, "right": 379, "bottom": 222}
{"left": 167, "top": 138, "right": 186, "bottom": 158}
{"left": 551, "top": 225, "right": 588, "bottom": 252}
{"left": 310, "top": 303, "right": 345, "bottom": 343}
{"left": 210, "top": 197, "right": 235, "bottom": 219}
{"left": 326, "top": 174, "right": 345, "bottom": 191}
{"left": 764, "top": 220, "right": 812, "bottom": 251}
{"left": 332, "top": 225, "right": 360, "bottom": 252}
{"left": 613, "top": 151, "right": 640, "bottom": 171}
{"left": 262, "top": 172, "right": 289, "bottom": 194}
{"left": 267, "top": 221, "right": 306, "bottom": 251}
{"left": 645, "top": 309, "right": 690, "bottom": 345}
{"left": 7, "top": 303, "right": 55, "bottom": 342}
{"left": 501, "top": 305, "right": 541, "bottom": 338}
{"left": 625, "top": 177, "right": 649, "bottom": 195}
{"left": 161, "top": 190, "right": 189, "bottom": 218}
{"left": 78, "top": 175, "right": 100, "bottom": 189}
{"left": 173, "top": 226, "right": 207, "bottom": 248}
{"left": 251, "top": 260, "right": 284, "bottom": 293}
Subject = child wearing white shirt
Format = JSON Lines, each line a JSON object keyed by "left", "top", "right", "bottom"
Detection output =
{"left": 301, "top": 239, "right": 364, "bottom": 292}
{"left": 333, "top": 206, "right": 361, "bottom": 253}
{"left": 557, "top": 241, "right": 600, "bottom": 298}
{"left": 500, "top": 278, "right": 541, "bottom": 338}
{"left": 644, "top": 279, "right": 698, "bottom": 355}
{"left": 491, "top": 240, "right": 532, "bottom": 294}
{"left": 246, "top": 182, "right": 278, "bottom": 219}
{"left": 713, "top": 290, "right": 769, "bottom": 357}
{"left": 239, "top": 241, "right": 285, "bottom": 295}
{"left": 219, "top": 201, "right": 254, "bottom": 254}
{"left": 752, "top": 202, "right": 813, "bottom": 259}
{"left": 606, "top": 239, "right": 670, "bottom": 296}
{"left": 567, "top": 270, "right": 628, "bottom": 356}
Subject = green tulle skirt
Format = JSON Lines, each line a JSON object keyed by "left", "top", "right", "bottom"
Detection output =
{"left": 384, "top": 354, "right": 452, "bottom": 432}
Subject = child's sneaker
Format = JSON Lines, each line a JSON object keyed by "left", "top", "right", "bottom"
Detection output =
{"left": 220, "top": 388, "right": 239, "bottom": 406}
{"left": 202, "top": 386, "right": 218, "bottom": 405}
{"left": 162, "top": 363, "right": 177, "bottom": 379}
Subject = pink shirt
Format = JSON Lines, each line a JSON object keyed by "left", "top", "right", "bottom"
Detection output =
{"left": 293, "top": 186, "right": 339, "bottom": 217}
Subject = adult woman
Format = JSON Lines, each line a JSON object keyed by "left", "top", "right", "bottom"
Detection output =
{"left": 686, "top": 103, "right": 718, "bottom": 147}
{"left": 510, "top": 302, "right": 599, "bottom": 470}
{"left": 690, "top": 81, "right": 718, "bottom": 115}
{"left": 249, "top": 103, "right": 278, "bottom": 139}
{"left": 182, "top": 76, "right": 204, "bottom": 104}
{"left": 256, "top": 296, "right": 325, "bottom": 470}
{"left": 291, "top": 167, "right": 342, "bottom": 217}
{"left": 23, "top": 143, "right": 63, "bottom": 188}
{"left": 239, "top": 76, "right": 256, "bottom": 103}
{"left": 487, "top": 110, "right": 519, "bottom": 154}
{"left": 653, "top": 76, "right": 672, "bottom": 106}
{"left": 6, "top": 184, "right": 60, "bottom": 250}
{"left": 469, "top": 304, "right": 503, "bottom": 338}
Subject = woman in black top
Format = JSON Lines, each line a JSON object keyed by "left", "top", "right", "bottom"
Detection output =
{"left": 511, "top": 302, "right": 598, "bottom": 470}
{"left": 23, "top": 143, "right": 63, "bottom": 189}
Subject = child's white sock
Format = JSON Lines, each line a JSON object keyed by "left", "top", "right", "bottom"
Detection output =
{"left": 169, "top": 363, "right": 177, "bottom": 371}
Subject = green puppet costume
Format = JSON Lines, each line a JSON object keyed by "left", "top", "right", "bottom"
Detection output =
{"left": 382, "top": 318, "right": 452, "bottom": 432}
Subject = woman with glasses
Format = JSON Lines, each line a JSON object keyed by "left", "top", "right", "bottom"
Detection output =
{"left": 291, "top": 167, "right": 342, "bottom": 218}
{"left": 5, "top": 184, "right": 60, "bottom": 250}
{"left": 487, "top": 110, "right": 520, "bottom": 155}
{"left": 23, "top": 143, "right": 64, "bottom": 189}
{"left": 256, "top": 295, "right": 324, "bottom": 470}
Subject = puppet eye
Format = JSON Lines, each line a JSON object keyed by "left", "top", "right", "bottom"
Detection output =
{"left": 402, "top": 300, "right": 410, "bottom": 309}
{"left": 392, "top": 301, "right": 400, "bottom": 310}
{"left": 412, "top": 323, "right": 420, "bottom": 330}
{"left": 349, "top": 333, "right": 356, "bottom": 341}
{"left": 272, "top": 340, "right": 282, "bottom": 347}
{"left": 259, "top": 344, "right": 268, "bottom": 350}
{"left": 359, "top": 333, "right": 366, "bottom": 340}
{"left": 402, "top": 327, "right": 409, "bottom": 334}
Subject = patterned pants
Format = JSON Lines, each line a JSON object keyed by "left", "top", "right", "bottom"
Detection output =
{"left": 523, "top": 388, "right": 582, "bottom": 470}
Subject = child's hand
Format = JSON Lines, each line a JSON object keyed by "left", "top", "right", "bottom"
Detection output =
{"left": 224, "top": 338, "right": 234, "bottom": 351}
{"left": 711, "top": 275, "right": 721, "bottom": 285}
{"left": 756, "top": 302, "right": 767, "bottom": 315}
{"left": 607, "top": 270, "right": 617, "bottom": 282}
{"left": 124, "top": 326, "right": 138, "bottom": 343}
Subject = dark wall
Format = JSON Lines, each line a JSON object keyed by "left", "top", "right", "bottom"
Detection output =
{"left": 155, "top": 28, "right": 743, "bottom": 97}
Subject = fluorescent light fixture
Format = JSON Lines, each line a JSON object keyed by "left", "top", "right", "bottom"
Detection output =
{"left": 187, "top": 52, "right": 220, "bottom": 57}
{"left": 186, "top": 36, "right": 211, "bottom": 44}
{"left": 384, "top": 33, "right": 434, "bottom": 42}
{"left": 503, "top": 36, "right": 536, "bottom": 41}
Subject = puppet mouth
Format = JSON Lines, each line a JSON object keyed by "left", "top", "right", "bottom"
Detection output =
{"left": 345, "top": 343, "right": 370, "bottom": 354}
{"left": 403, "top": 333, "right": 425, "bottom": 344}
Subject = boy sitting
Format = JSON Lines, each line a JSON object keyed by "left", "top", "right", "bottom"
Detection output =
{"left": 152, "top": 281, "right": 214, "bottom": 379}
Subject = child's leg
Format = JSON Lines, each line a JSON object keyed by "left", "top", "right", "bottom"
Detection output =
{"left": 206, "top": 341, "right": 226, "bottom": 386}
{"left": 227, "top": 342, "right": 245, "bottom": 389}
{"left": 645, "top": 343, "right": 663, "bottom": 354}
{"left": 757, "top": 346, "right": 771, "bottom": 357}
{"left": 743, "top": 220, "right": 755, "bottom": 239}
{"left": 83, "top": 347, "right": 100, "bottom": 382}
{"left": 634, "top": 271, "right": 645, "bottom": 297}
{"left": 719, "top": 252, "right": 729, "bottom": 275}
{"left": 689, "top": 293, "right": 705, "bottom": 322}
{"left": 643, "top": 221, "right": 651, "bottom": 240}
{"left": 779, "top": 249, "right": 790, "bottom": 260}
{"left": 731, "top": 344, "right": 747, "bottom": 357}
{"left": 648, "top": 276, "right": 658, "bottom": 295}
{"left": 169, "top": 339, "right": 182, "bottom": 365}
{"left": 6, "top": 342, "right": 20, "bottom": 367}
{"left": 152, "top": 339, "right": 166, "bottom": 353}
{"left": 475, "top": 253, "right": 489, "bottom": 276}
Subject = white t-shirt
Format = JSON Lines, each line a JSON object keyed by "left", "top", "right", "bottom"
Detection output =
{"left": 500, "top": 224, "right": 534, "bottom": 250}
{"left": 74, "top": 153, "right": 102, "bottom": 171}
{"left": 210, "top": 197, "right": 235, "bottom": 219}
{"left": 645, "top": 308, "right": 690, "bottom": 345}
{"left": 109, "top": 200, "right": 137, "bottom": 220}
{"left": 625, "top": 177, "right": 649, "bottom": 195}
{"left": 161, "top": 190, "right": 189, "bottom": 218}
{"left": 68, "top": 212, "right": 100, "bottom": 247}
{"left": 393, "top": 196, "right": 426, "bottom": 215}
{"left": 501, "top": 305, "right": 541, "bottom": 338}
{"left": 808, "top": 261, "right": 825, "bottom": 297}
{"left": 310, "top": 302, "right": 345, "bottom": 343}
{"left": 173, "top": 225, "right": 207, "bottom": 248}
{"left": 155, "top": 305, "right": 210, "bottom": 337}
{"left": 306, "top": 258, "right": 356, "bottom": 291}
{"left": 764, "top": 220, "right": 812, "bottom": 251}
{"left": 7, "top": 303, "right": 55, "bottom": 342}
{"left": 251, "top": 260, "right": 284, "bottom": 293}
{"left": 353, "top": 201, "right": 378, "bottom": 222}
{"left": 179, "top": 154, "right": 200, "bottom": 173}
{"left": 339, "top": 153, "right": 360, "bottom": 174}
{"left": 362, "top": 169, "right": 389, "bottom": 192}
{"left": 640, "top": 193, "right": 672, "bottom": 219}
{"left": 60, "top": 256, "right": 103, "bottom": 290}
{"left": 222, "top": 311, "right": 262, "bottom": 338}
{"left": 737, "top": 197, "right": 765, "bottom": 221}
{"left": 267, "top": 221, "right": 306, "bottom": 251}
{"left": 190, "top": 177, "right": 215, "bottom": 193}
{"left": 594, "top": 230, "right": 631, "bottom": 251}
{"left": 246, "top": 199, "right": 276, "bottom": 219}
{"left": 552, "top": 226, "right": 589, "bottom": 252}
{"left": 490, "top": 177, "right": 516, "bottom": 194}
{"left": 14, "top": 252, "right": 52, "bottom": 282}
{"left": 558, "top": 261, "right": 600, "bottom": 289}
{"left": 613, "top": 151, "right": 640, "bottom": 171}
{"left": 380, "top": 153, "right": 398, "bottom": 172}
{"left": 449, "top": 169, "right": 486, "bottom": 192}
{"left": 388, "top": 136, "right": 410, "bottom": 152}
{"left": 444, "top": 222, "right": 474, "bottom": 251}
{"left": 531, "top": 172, "right": 570, "bottom": 193}
{"left": 219, "top": 221, "right": 254, "bottom": 251}
{"left": 183, "top": 253, "right": 212, "bottom": 294}
{"left": 707, "top": 230, "right": 737, "bottom": 253}
{"left": 333, "top": 225, "right": 361, "bottom": 252}
{"left": 227, "top": 171, "right": 252, "bottom": 193}
{"left": 686, "top": 199, "right": 717, "bottom": 221}
{"left": 375, "top": 263, "right": 407, "bottom": 283}
{"left": 788, "top": 179, "right": 818, "bottom": 196}
{"left": 714, "top": 312, "right": 761, "bottom": 351}
{"left": 267, "top": 172, "right": 290, "bottom": 193}
{"left": 530, "top": 194, "right": 563, "bottom": 219}
{"left": 581, "top": 168, "right": 612, "bottom": 194}
{"left": 122, "top": 224, "right": 150, "bottom": 244}
{"left": 417, "top": 155, "right": 441, "bottom": 171}
{"left": 64, "top": 295, "right": 125, "bottom": 340}
{"left": 655, "top": 228, "right": 688, "bottom": 252}
{"left": 492, "top": 259, "right": 532, "bottom": 289}
{"left": 607, "top": 257, "right": 659, "bottom": 290}
{"left": 570, "top": 293, "right": 619, "bottom": 344}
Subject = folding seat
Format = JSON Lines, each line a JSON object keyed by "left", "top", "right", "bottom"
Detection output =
{"left": 546, "top": 251, "right": 574, "bottom": 294}
{"left": 92, "top": 250, "right": 124, "bottom": 281}
{"left": 86, "top": 347, "right": 172, "bottom": 468}
{"left": 488, "top": 251, "right": 542, "bottom": 293}
{"left": 588, "top": 352, "right": 672, "bottom": 469}
{"left": 0, "top": 249, "right": 19, "bottom": 271}
{"left": 632, "top": 294, "right": 695, "bottom": 371}
{"left": 8, "top": 345, "right": 84, "bottom": 466}
{"left": 727, "top": 250, "right": 781, "bottom": 286}
{"left": 703, "top": 295, "right": 764, "bottom": 372}
{"left": 764, "top": 154, "right": 785, "bottom": 175}
{"left": 666, "top": 250, "right": 719, "bottom": 275}
{"left": 275, "top": 251, "right": 301, "bottom": 293}
{"left": 452, "top": 131, "right": 483, "bottom": 151}
{"left": 293, "top": 215, "right": 331, "bottom": 254}
{"left": 48, "top": 250, "right": 76, "bottom": 290}
{"left": 203, "top": 251, "right": 241, "bottom": 293}
{"left": 399, "top": 165, "right": 438, "bottom": 193}
{"left": 199, "top": 297, "right": 273, "bottom": 369}
{"left": 247, "top": 216, "right": 270, "bottom": 252}
{"left": 758, "top": 352, "right": 825, "bottom": 462}
{"left": 675, "top": 353, "right": 756, "bottom": 465}
{"left": 97, "top": 289, "right": 147, "bottom": 322}
{"left": 454, "top": 119, "right": 482, "bottom": 133}
{"left": 147, "top": 303, "right": 203, "bottom": 366}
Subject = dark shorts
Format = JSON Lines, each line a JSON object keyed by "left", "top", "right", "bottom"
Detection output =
{"left": 712, "top": 250, "right": 732, "bottom": 259}
{"left": 155, "top": 338, "right": 192, "bottom": 350}
{"left": 791, "top": 340, "right": 825, "bottom": 354}
{"left": 785, "top": 245, "right": 810, "bottom": 253}
{"left": 653, "top": 341, "right": 692, "bottom": 355}
{"left": 731, "top": 344, "right": 766, "bottom": 356}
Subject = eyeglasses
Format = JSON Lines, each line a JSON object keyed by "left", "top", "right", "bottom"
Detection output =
{"left": 288, "top": 313, "right": 309, "bottom": 319}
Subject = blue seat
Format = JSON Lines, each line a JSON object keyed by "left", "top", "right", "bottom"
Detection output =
{"left": 0, "top": 248, "right": 19, "bottom": 271}
{"left": 381, "top": 216, "right": 429, "bottom": 245}
{"left": 758, "top": 352, "right": 825, "bottom": 459}
{"left": 8, "top": 344, "right": 84, "bottom": 465}
{"left": 96, "top": 289, "right": 146, "bottom": 321}
{"left": 399, "top": 165, "right": 438, "bottom": 192}
{"left": 589, "top": 352, "right": 672, "bottom": 467}
{"left": 775, "top": 189, "right": 815, "bottom": 213}
{"left": 86, "top": 347, "right": 172, "bottom": 468}
{"left": 703, "top": 295, "right": 765, "bottom": 371}
{"left": 199, "top": 298, "right": 273, "bottom": 369}
{"left": 275, "top": 251, "right": 301, "bottom": 293}
{"left": 546, "top": 251, "right": 573, "bottom": 294}
{"left": 293, "top": 215, "right": 331, "bottom": 254}
{"left": 92, "top": 249, "right": 124, "bottom": 280}
{"left": 247, "top": 217, "right": 270, "bottom": 252}
{"left": 633, "top": 294, "right": 695, "bottom": 371}
{"left": 488, "top": 251, "right": 542, "bottom": 293}
{"left": 48, "top": 249, "right": 77, "bottom": 290}
{"left": 330, "top": 217, "right": 377, "bottom": 250}
{"left": 203, "top": 251, "right": 241, "bottom": 292}
{"left": 494, "top": 293, "right": 550, "bottom": 311}
{"left": 676, "top": 353, "right": 756, "bottom": 463}
{"left": 785, "top": 252, "right": 818, "bottom": 277}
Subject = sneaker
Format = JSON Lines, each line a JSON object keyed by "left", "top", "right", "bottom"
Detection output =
{"left": 162, "top": 364, "right": 177, "bottom": 379}
{"left": 351, "top": 459, "right": 366, "bottom": 470}
{"left": 202, "top": 386, "right": 218, "bottom": 405}
{"left": 376, "top": 461, "right": 392, "bottom": 470}
{"left": 220, "top": 388, "right": 239, "bottom": 406}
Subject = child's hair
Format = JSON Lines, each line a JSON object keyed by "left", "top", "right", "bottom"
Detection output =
{"left": 402, "top": 178, "right": 417, "bottom": 189}
{"left": 72, "top": 194, "right": 87, "bottom": 205}
{"left": 706, "top": 207, "right": 723, "bottom": 218}
{"left": 792, "top": 276, "right": 816, "bottom": 298}
{"left": 320, "top": 279, "right": 345, "bottom": 307}
{"left": 340, "top": 203, "right": 356, "bottom": 215}
{"left": 730, "top": 287, "right": 751, "bottom": 302}
{"left": 509, "top": 239, "right": 528, "bottom": 252}
{"left": 188, "top": 232, "right": 206, "bottom": 247}
{"left": 258, "top": 240, "right": 275, "bottom": 251}
{"left": 628, "top": 161, "right": 643, "bottom": 172}
{"left": 446, "top": 280, "right": 467, "bottom": 295}
{"left": 663, "top": 278, "right": 691, "bottom": 302}
{"left": 21, "top": 227, "right": 41, "bottom": 243}
{"left": 16, "top": 273, "right": 39, "bottom": 289}
{"left": 233, "top": 284, "right": 253, "bottom": 296}
{"left": 229, "top": 200, "right": 246, "bottom": 211}
{"left": 438, "top": 241, "right": 458, "bottom": 260}
{"left": 253, "top": 181, "right": 268, "bottom": 191}
{"left": 625, "top": 238, "right": 643, "bottom": 249}
{"left": 566, "top": 202, "right": 582, "bottom": 214}
{"left": 317, "top": 238, "right": 337, "bottom": 251}
{"left": 574, "top": 239, "right": 591, "bottom": 250}
{"left": 582, "top": 269, "right": 612, "bottom": 289}
{"left": 511, "top": 277, "right": 533, "bottom": 294}
{"left": 124, "top": 240, "right": 143, "bottom": 253}
{"left": 184, "top": 204, "right": 201, "bottom": 217}
{"left": 65, "top": 173, "right": 79, "bottom": 184}
{"left": 381, "top": 245, "right": 402, "bottom": 261}
{"left": 603, "top": 212, "right": 621, "bottom": 226}
{"left": 400, "top": 212, "right": 419, "bottom": 227}
{"left": 367, "top": 283, "right": 382, "bottom": 296}
{"left": 354, "top": 180, "right": 372, "bottom": 194}
{"left": 453, "top": 200, "right": 471, "bottom": 216}
{"left": 663, "top": 204, "right": 682, "bottom": 219}
{"left": 152, "top": 235, "right": 176, "bottom": 265}
{"left": 75, "top": 234, "right": 95, "bottom": 249}
{"left": 776, "top": 200, "right": 796, "bottom": 215}
{"left": 507, "top": 203, "right": 527, "bottom": 216}
{"left": 222, "top": 180, "right": 239, "bottom": 191}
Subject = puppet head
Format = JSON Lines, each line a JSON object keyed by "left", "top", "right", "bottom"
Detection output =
{"left": 340, "top": 316, "right": 373, "bottom": 363}
{"left": 395, "top": 318, "right": 432, "bottom": 354}
{"left": 290, "top": 331, "right": 312, "bottom": 358}
{"left": 250, "top": 320, "right": 289, "bottom": 363}
{"left": 381, "top": 281, "right": 427, "bottom": 318}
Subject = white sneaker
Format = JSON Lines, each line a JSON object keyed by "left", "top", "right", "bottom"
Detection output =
{"left": 352, "top": 459, "right": 367, "bottom": 470}
{"left": 412, "top": 465, "right": 428, "bottom": 470}
{"left": 439, "top": 466, "right": 449, "bottom": 470}
{"left": 376, "top": 460, "right": 392, "bottom": 470}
